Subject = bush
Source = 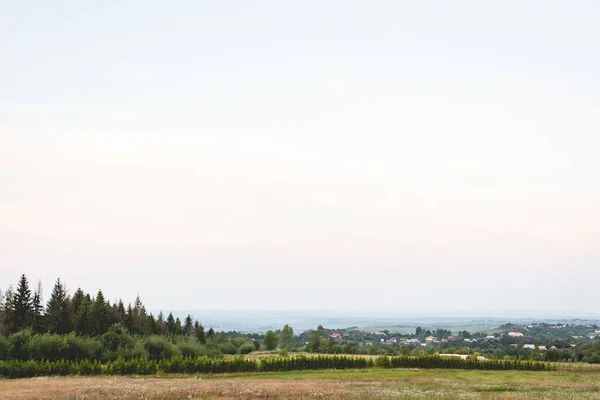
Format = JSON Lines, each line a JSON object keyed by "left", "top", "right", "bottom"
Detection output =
{"left": 239, "top": 343, "right": 255, "bottom": 355}
{"left": 26, "top": 334, "right": 67, "bottom": 361}
{"left": 583, "top": 353, "right": 600, "bottom": 364}
{"left": 122, "top": 341, "right": 149, "bottom": 360}
{"left": 177, "top": 340, "right": 206, "bottom": 358}
{"left": 64, "top": 334, "right": 102, "bottom": 361}
{"left": 8, "top": 330, "right": 32, "bottom": 360}
{"left": 375, "top": 355, "right": 391, "bottom": 368}
{"left": 0, "top": 336, "right": 9, "bottom": 360}
{"left": 101, "top": 324, "right": 135, "bottom": 352}
{"left": 145, "top": 336, "right": 180, "bottom": 360}
{"left": 218, "top": 342, "right": 237, "bottom": 355}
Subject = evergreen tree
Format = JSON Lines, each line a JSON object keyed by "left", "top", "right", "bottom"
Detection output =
{"left": 147, "top": 313, "right": 158, "bottom": 334}
{"left": 194, "top": 321, "right": 206, "bottom": 344}
{"left": 46, "top": 278, "right": 72, "bottom": 334}
{"left": 207, "top": 327, "right": 215, "bottom": 340}
{"left": 132, "top": 295, "right": 146, "bottom": 334}
{"left": 166, "top": 312, "right": 176, "bottom": 334}
{"left": 1, "top": 287, "right": 14, "bottom": 334}
{"left": 140, "top": 306, "right": 149, "bottom": 334}
{"left": 74, "top": 295, "right": 92, "bottom": 335}
{"left": 12, "top": 274, "right": 34, "bottom": 332}
{"left": 116, "top": 299, "right": 126, "bottom": 326}
{"left": 31, "top": 280, "right": 45, "bottom": 333}
{"left": 125, "top": 303, "right": 134, "bottom": 332}
{"left": 90, "top": 290, "right": 110, "bottom": 335}
{"left": 183, "top": 314, "right": 193, "bottom": 335}
{"left": 0, "top": 288, "right": 4, "bottom": 332}
{"left": 264, "top": 330, "right": 277, "bottom": 351}
{"left": 175, "top": 317, "right": 182, "bottom": 335}
{"left": 157, "top": 311, "right": 166, "bottom": 334}
{"left": 70, "top": 288, "right": 85, "bottom": 318}
{"left": 109, "top": 302, "right": 119, "bottom": 326}
{"left": 279, "top": 324, "right": 295, "bottom": 351}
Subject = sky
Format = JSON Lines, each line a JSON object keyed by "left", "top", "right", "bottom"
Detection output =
{"left": 1, "top": 1, "right": 599, "bottom": 316}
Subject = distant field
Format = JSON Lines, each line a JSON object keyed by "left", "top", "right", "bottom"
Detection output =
{"left": 2, "top": 368, "right": 600, "bottom": 399}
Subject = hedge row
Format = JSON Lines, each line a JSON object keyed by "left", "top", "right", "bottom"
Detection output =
{"left": 0, "top": 355, "right": 552, "bottom": 379}
{"left": 382, "top": 355, "right": 554, "bottom": 371}
{"left": 261, "top": 355, "right": 370, "bottom": 371}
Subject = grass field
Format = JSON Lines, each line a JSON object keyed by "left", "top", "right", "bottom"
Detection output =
{"left": 1, "top": 368, "right": 599, "bottom": 399}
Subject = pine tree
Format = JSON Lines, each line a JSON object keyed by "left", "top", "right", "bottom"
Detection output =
{"left": 31, "top": 280, "right": 45, "bottom": 333}
{"left": 166, "top": 312, "right": 176, "bottom": 335}
{"left": 0, "top": 288, "right": 4, "bottom": 332}
{"left": 125, "top": 303, "right": 134, "bottom": 332}
{"left": 147, "top": 313, "right": 158, "bottom": 334}
{"left": 194, "top": 321, "right": 206, "bottom": 344}
{"left": 175, "top": 317, "right": 182, "bottom": 335}
{"left": 71, "top": 288, "right": 85, "bottom": 318}
{"left": 116, "top": 299, "right": 126, "bottom": 326}
{"left": 207, "top": 327, "right": 215, "bottom": 340}
{"left": 183, "top": 314, "right": 193, "bottom": 335}
{"left": 90, "top": 290, "right": 110, "bottom": 335}
{"left": 109, "top": 302, "right": 119, "bottom": 326}
{"left": 11, "top": 274, "right": 34, "bottom": 332}
{"left": 157, "top": 311, "right": 166, "bottom": 334}
{"left": 74, "top": 295, "right": 92, "bottom": 335}
{"left": 127, "top": 295, "right": 147, "bottom": 335}
{"left": 0, "top": 287, "right": 14, "bottom": 334}
{"left": 140, "top": 305, "right": 149, "bottom": 334}
{"left": 46, "top": 278, "right": 72, "bottom": 334}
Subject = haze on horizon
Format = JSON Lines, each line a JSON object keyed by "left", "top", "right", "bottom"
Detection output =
{"left": 1, "top": 1, "right": 599, "bottom": 315}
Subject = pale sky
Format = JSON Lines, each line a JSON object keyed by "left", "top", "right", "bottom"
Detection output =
{"left": 1, "top": 1, "right": 599, "bottom": 315}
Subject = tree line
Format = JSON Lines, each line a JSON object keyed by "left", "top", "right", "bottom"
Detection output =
{"left": 0, "top": 274, "right": 208, "bottom": 339}
{"left": 0, "top": 274, "right": 300, "bottom": 363}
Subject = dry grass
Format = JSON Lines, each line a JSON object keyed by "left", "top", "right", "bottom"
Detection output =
{"left": 0, "top": 376, "right": 353, "bottom": 400}
{"left": 1, "top": 369, "right": 600, "bottom": 399}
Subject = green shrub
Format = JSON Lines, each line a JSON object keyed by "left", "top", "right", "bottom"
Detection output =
{"left": 8, "top": 330, "right": 32, "bottom": 360}
{"left": 0, "top": 336, "right": 9, "bottom": 360}
{"left": 218, "top": 342, "right": 237, "bottom": 355}
{"left": 64, "top": 334, "right": 102, "bottom": 361}
{"left": 375, "top": 355, "right": 391, "bottom": 368}
{"left": 239, "top": 343, "right": 255, "bottom": 355}
{"left": 583, "top": 353, "right": 600, "bottom": 363}
{"left": 77, "top": 359, "right": 102, "bottom": 375}
{"left": 101, "top": 324, "right": 135, "bottom": 352}
{"left": 177, "top": 341, "right": 205, "bottom": 358}
{"left": 26, "top": 334, "right": 67, "bottom": 361}
{"left": 145, "top": 336, "right": 180, "bottom": 360}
